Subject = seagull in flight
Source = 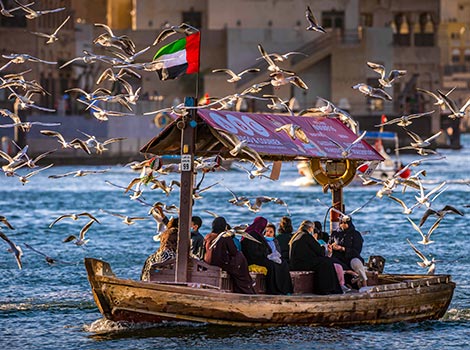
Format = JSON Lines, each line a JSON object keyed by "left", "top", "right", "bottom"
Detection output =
{"left": 49, "top": 212, "right": 100, "bottom": 228}
{"left": 152, "top": 22, "right": 199, "bottom": 45}
{"left": 419, "top": 205, "right": 464, "bottom": 227}
{"left": 212, "top": 68, "right": 260, "bottom": 83}
{"left": 416, "top": 87, "right": 456, "bottom": 108}
{"left": 0, "top": 231, "right": 22, "bottom": 269}
{"left": 407, "top": 217, "right": 439, "bottom": 245}
{"left": 275, "top": 123, "right": 310, "bottom": 144}
{"left": 0, "top": 215, "right": 14, "bottom": 230}
{"left": 352, "top": 83, "right": 392, "bottom": 101}
{"left": 100, "top": 209, "right": 149, "bottom": 225}
{"left": 13, "top": 0, "right": 65, "bottom": 19}
{"left": 24, "top": 243, "right": 75, "bottom": 265}
{"left": 326, "top": 130, "right": 367, "bottom": 158}
{"left": 48, "top": 169, "right": 109, "bottom": 179}
{"left": 305, "top": 6, "right": 326, "bottom": 33}
{"left": 0, "top": 0, "right": 33, "bottom": 17}
{"left": 406, "top": 238, "right": 436, "bottom": 275}
{"left": 437, "top": 89, "right": 470, "bottom": 119}
{"left": 366, "top": 61, "right": 407, "bottom": 88}
{"left": 30, "top": 15, "right": 70, "bottom": 44}
{"left": 62, "top": 219, "right": 95, "bottom": 246}
{"left": 374, "top": 111, "right": 434, "bottom": 127}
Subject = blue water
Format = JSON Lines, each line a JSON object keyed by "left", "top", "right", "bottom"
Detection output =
{"left": 1, "top": 135, "right": 470, "bottom": 350}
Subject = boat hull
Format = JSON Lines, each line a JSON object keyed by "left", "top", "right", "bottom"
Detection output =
{"left": 85, "top": 258, "right": 455, "bottom": 326}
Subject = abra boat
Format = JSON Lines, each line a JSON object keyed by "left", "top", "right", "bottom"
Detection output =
{"left": 85, "top": 105, "right": 455, "bottom": 326}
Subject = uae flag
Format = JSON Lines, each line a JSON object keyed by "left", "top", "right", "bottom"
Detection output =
{"left": 153, "top": 32, "right": 200, "bottom": 81}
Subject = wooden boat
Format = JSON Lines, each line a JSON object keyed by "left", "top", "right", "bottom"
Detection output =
{"left": 85, "top": 257, "right": 455, "bottom": 326}
{"left": 85, "top": 105, "right": 456, "bottom": 326}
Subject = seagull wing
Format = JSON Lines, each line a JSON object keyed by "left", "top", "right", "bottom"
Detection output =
{"left": 366, "top": 61, "right": 386, "bottom": 78}
{"left": 419, "top": 208, "right": 437, "bottom": 227}
{"left": 441, "top": 205, "right": 464, "bottom": 216}
{"left": 406, "top": 238, "right": 429, "bottom": 265}
{"left": 79, "top": 219, "right": 95, "bottom": 240}
{"left": 407, "top": 217, "right": 426, "bottom": 241}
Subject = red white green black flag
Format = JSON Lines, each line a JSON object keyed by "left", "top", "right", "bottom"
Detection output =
{"left": 153, "top": 32, "right": 200, "bottom": 81}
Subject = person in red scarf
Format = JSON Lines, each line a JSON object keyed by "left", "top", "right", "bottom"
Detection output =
{"left": 242, "top": 216, "right": 293, "bottom": 295}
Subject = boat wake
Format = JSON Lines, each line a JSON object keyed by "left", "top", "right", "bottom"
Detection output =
{"left": 442, "top": 308, "right": 470, "bottom": 321}
{"left": 84, "top": 317, "right": 205, "bottom": 334}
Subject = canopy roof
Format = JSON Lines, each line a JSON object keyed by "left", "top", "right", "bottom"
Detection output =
{"left": 140, "top": 110, "right": 384, "bottom": 162}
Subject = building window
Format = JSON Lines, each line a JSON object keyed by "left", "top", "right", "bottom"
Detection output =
{"left": 415, "top": 13, "right": 435, "bottom": 47}
{"left": 360, "top": 13, "right": 373, "bottom": 27}
{"left": 451, "top": 49, "right": 461, "bottom": 63}
{"left": 393, "top": 13, "right": 410, "bottom": 46}
{"left": 182, "top": 7, "right": 202, "bottom": 29}
{"left": 322, "top": 10, "right": 344, "bottom": 31}
{"left": 464, "top": 49, "right": 470, "bottom": 62}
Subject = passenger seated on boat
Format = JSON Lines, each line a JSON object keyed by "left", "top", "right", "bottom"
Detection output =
{"left": 314, "top": 221, "right": 329, "bottom": 245}
{"left": 328, "top": 216, "right": 368, "bottom": 288}
{"left": 242, "top": 217, "right": 293, "bottom": 295}
{"left": 204, "top": 217, "right": 255, "bottom": 294}
{"left": 289, "top": 220, "right": 342, "bottom": 295}
{"left": 276, "top": 216, "right": 294, "bottom": 263}
{"left": 312, "top": 227, "right": 353, "bottom": 293}
{"left": 264, "top": 223, "right": 282, "bottom": 264}
{"left": 140, "top": 218, "right": 178, "bottom": 281}
{"left": 190, "top": 216, "right": 204, "bottom": 260}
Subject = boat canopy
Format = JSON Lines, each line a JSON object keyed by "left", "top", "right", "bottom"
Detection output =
{"left": 141, "top": 110, "right": 384, "bottom": 162}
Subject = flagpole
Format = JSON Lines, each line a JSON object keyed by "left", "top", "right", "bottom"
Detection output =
{"left": 195, "top": 29, "right": 201, "bottom": 102}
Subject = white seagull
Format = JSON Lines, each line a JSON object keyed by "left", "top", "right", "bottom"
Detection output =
{"left": 30, "top": 15, "right": 70, "bottom": 44}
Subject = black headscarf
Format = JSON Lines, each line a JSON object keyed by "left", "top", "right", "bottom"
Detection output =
{"left": 212, "top": 217, "right": 228, "bottom": 234}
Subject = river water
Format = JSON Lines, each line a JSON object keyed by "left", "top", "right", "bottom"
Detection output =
{"left": 1, "top": 134, "right": 469, "bottom": 350}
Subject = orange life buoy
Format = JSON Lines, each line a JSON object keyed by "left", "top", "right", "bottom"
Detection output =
{"left": 309, "top": 158, "right": 358, "bottom": 189}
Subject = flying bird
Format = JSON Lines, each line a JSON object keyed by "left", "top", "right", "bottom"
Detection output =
{"left": 437, "top": 89, "right": 470, "bottom": 119}
{"left": 407, "top": 217, "right": 438, "bottom": 245}
{"left": 0, "top": 231, "right": 22, "bottom": 269}
{"left": 100, "top": 209, "right": 149, "bottom": 225}
{"left": 30, "top": 15, "right": 70, "bottom": 44}
{"left": 352, "top": 83, "right": 392, "bottom": 101}
{"left": 24, "top": 243, "right": 75, "bottom": 265}
{"left": 49, "top": 212, "right": 100, "bottom": 228}
{"left": 305, "top": 6, "right": 326, "bottom": 33}
{"left": 374, "top": 111, "right": 434, "bottom": 127}
{"left": 212, "top": 68, "right": 260, "bottom": 83}
{"left": 326, "top": 130, "right": 367, "bottom": 158}
{"left": 13, "top": 0, "right": 65, "bottom": 19}
{"left": 152, "top": 22, "right": 199, "bottom": 46}
{"left": 0, "top": 215, "right": 14, "bottom": 230}
{"left": 416, "top": 87, "right": 456, "bottom": 108}
{"left": 419, "top": 205, "right": 464, "bottom": 227}
{"left": 366, "top": 61, "right": 407, "bottom": 88}
{"left": 62, "top": 219, "right": 95, "bottom": 246}
{"left": 275, "top": 123, "right": 310, "bottom": 143}
{"left": 0, "top": 0, "right": 33, "bottom": 17}
{"left": 93, "top": 23, "right": 136, "bottom": 55}
{"left": 406, "top": 238, "right": 436, "bottom": 275}
{"left": 48, "top": 169, "right": 109, "bottom": 179}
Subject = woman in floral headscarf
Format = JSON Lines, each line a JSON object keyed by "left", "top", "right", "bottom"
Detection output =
{"left": 241, "top": 216, "right": 293, "bottom": 295}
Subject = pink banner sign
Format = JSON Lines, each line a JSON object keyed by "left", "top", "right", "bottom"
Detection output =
{"left": 197, "top": 109, "right": 383, "bottom": 161}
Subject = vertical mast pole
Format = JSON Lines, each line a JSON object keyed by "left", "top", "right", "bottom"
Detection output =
{"left": 330, "top": 187, "right": 343, "bottom": 233}
{"left": 175, "top": 96, "right": 196, "bottom": 283}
